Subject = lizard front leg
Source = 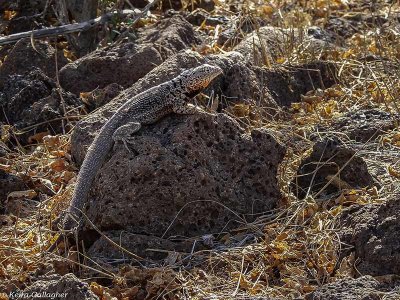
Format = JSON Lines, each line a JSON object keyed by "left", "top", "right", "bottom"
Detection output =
{"left": 112, "top": 122, "right": 141, "bottom": 152}
{"left": 172, "top": 101, "right": 204, "bottom": 114}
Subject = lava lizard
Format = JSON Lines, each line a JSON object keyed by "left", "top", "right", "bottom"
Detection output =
{"left": 48, "top": 64, "right": 223, "bottom": 252}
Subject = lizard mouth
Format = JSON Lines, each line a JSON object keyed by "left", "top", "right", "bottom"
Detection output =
{"left": 197, "top": 64, "right": 223, "bottom": 88}
{"left": 183, "top": 64, "right": 223, "bottom": 96}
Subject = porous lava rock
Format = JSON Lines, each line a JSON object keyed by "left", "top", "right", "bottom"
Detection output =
{"left": 69, "top": 50, "right": 259, "bottom": 164}
{"left": 82, "top": 83, "right": 124, "bottom": 112}
{"left": 0, "top": 140, "right": 8, "bottom": 157}
{"left": 305, "top": 276, "right": 400, "bottom": 300}
{"left": 73, "top": 113, "right": 285, "bottom": 257}
{"left": 0, "top": 40, "right": 68, "bottom": 87}
{"left": 1, "top": 0, "right": 51, "bottom": 35}
{"left": 59, "top": 15, "right": 202, "bottom": 94}
{"left": 23, "top": 274, "right": 98, "bottom": 300}
{"left": 325, "top": 13, "right": 388, "bottom": 39}
{"left": 261, "top": 61, "right": 337, "bottom": 106}
{"left": 293, "top": 136, "right": 376, "bottom": 198}
{"left": 320, "top": 109, "right": 398, "bottom": 143}
{"left": 0, "top": 69, "right": 81, "bottom": 144}
{"left": 70, "top": 51, "right": 336, "bottom": 164}
{"left": 59, "top": 43, "right": 162, "bottom": 95}
{"left": 0, "top": 170, "right": 25, "bottom": 204}
{"left": 339, "top": 196, "right": 400, "bottom": 276}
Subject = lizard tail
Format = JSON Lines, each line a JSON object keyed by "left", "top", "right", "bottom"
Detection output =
{"left": 48, "top": 122, "right": 118, "bottom": 252}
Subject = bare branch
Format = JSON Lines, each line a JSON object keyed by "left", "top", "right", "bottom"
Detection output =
{"left": 0, "top": 9, "right": 135, "bottom": 46}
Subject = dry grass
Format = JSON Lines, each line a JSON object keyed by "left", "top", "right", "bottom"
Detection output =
{"left": 1, "top": 0, "right": 400, "bottom": 299}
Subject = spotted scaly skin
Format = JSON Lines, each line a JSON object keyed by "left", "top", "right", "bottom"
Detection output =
{"left": 49, "top": 64, "right": 223, "bottom": 252}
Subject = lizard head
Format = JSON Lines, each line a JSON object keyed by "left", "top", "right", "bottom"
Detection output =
{"left": 180, "top": 64, "right": 223, "bottom": 98}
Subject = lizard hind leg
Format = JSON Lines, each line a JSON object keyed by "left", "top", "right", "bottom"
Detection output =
{"left": 112, "top": 122, "right": 142, "bottom": 152}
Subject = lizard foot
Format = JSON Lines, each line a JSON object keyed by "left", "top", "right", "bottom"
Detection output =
{"left": 113, "top": 122, "right": 141, "bottom": 152}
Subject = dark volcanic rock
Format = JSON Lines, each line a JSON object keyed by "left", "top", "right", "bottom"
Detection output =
{"left": 59, "top": 43, "right": 162, "bottom": 95}
{"left": 131, "top": 0, "right": 215, "bottom": 11}
{"left": 293, "top": 136, "right": 376, "bottom": 198}
{"left": 186, "top": 9, "right": 228, "bottom": 26}
{"left": 263, "top": 61, "right": 337, "bottom": 107}
{"left": 326, "top": 14, "right": 388, "bottom": 39}
{"left": 339, "top": 196, "right": 400, "bottom": 276}
{"left": 0, "top": 140, "right": 8, "bottom": 157}
{"left": 23, "top": 274, "right": 98, "bottom": 300}
{"left": 83, "top": 83, "right": 124, "bottom": 112}
{"left": 59, "top": 15, "right": 202, "bottom": 94}
{"left": 1, "top": 0, "right": 50, "bottom": 35}
{"left": 0, "top": 170, "right": 25, "bottom": 204}
{"left": 0, "top": 40, "right": 68, "bottom": 87}
{"left": 321, "top": 109, "right": 398, "bottom": 143}
{"left": 75, "top": 113, "right": 285, "bottom": 257}
{"left": 219, "top": 57, "right": 336, "bottom": 107}
{"left": 137, "top": 15, "right": 202, "bottom": 56}
{"left": 305, "top": 276, "right": 400, "bottom": 300}
{"left": 70, "top": 50, "right": 336, "bottom": 165}
{"left": 0, "top": 69, "right": 81, "bottom": 143}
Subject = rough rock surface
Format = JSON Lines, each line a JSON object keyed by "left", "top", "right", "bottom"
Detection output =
{"left": 320, "top": 109, "right": 398, "bottom": 143}
{"left": 76, "top": 113, "right": 285, "bottom": 256}
{"left": 0, "top": 140, "right": 8, "bottom": 157}
{"left": 326, "top": 14, "right": 388, "bottom": 39}
{"left": 262, "top": 61, "right": 337, "bottom": 106}
{"left": 186, "top": 9, "right": 229, "bottom": 26}
{"left": 305, "top": 276, "right": 400, "bottom": 300}
{"left": 293, "top": 136, "right": 376, "bottom": 198}
{"left": 1, "top": 0, "right": 50, "bottom": 35}
{"left": 0, "top": 69, "right": 81, "bottom": 143}
{"left": 70, "top": 50, "right": 336, "bottom": 165}
{"left": 70, "top": 51, "right": 209, "bottom": 165}
{"left": 339, "top": 196, "right": 400, "bottom": 276}
{"left": 0, "top": 170, "right": 25, "bottom": 205}
{"left": 23, "top": 274, "right": 98, "bottom": 300}
{"left": 69, "top": 50, "right": 255, "bottom": 164}
{"left": 0, "top": 40, "right": 68, "bottom": 87}
{"left": 83, "top": 83, "right": 124, "bottom": 112}
{"left": 59, "top": 15, "right": 202, "bottom": 94}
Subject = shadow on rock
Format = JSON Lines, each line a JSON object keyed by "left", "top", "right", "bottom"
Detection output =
{"left": 292, "top": 136, "right": 376, "bottom": 199}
